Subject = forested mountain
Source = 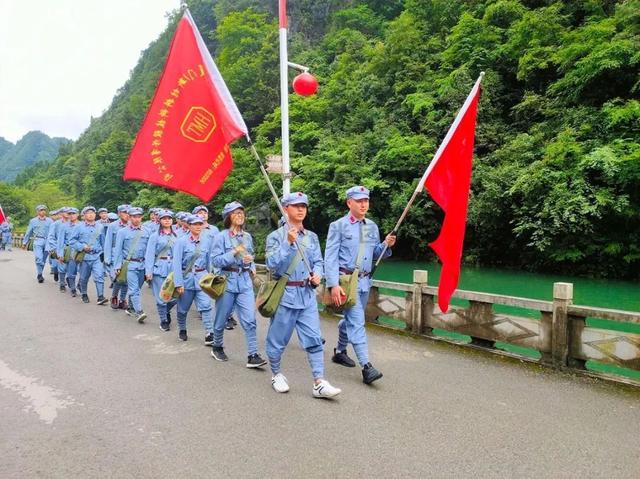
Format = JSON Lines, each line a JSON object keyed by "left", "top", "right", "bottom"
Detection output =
{"left": 5, "top": 0, "right": 640, "bottom": 279}
{"left": 0, "top": 131, "right": 69, "bottom": 182}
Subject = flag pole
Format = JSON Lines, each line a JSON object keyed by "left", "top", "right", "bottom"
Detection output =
{"left": 372, "top": 72, "right": 485, "bottom": 273}
{"left": 246, "top": 136, "right": 315, "bottom": 277}
{"left": 279, "top": 0, "right": 291, "bottom": 196}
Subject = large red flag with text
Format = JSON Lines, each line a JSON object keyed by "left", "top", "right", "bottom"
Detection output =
{"left": 423, "top": 77, "right": 481, "bottom": 312}
{"left": 124, "top": 10, "right": 248, "bottom": 201}
{"left": 0, "top": 204, "right": 6, "bottom": 224}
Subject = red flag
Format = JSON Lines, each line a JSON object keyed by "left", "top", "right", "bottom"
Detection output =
{"left": 124, "top": 10, "right": 248, "bottom": 201}
{"left": 0, "top": 204, "right": 6, "bottom": 224}
{"left": 422, "top": 76, "right": 482, "bottom": 312}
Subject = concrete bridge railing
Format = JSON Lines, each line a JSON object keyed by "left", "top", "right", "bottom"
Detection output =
{"left": 255, "top": 265, "right": 640, "bottom": 388}
{"left": 11, "top": 235, "right": 636, "bottom": 388}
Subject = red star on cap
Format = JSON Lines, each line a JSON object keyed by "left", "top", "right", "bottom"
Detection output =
{"left": 297, "top": 192, "right": 302, "bottom": 196}
{"left": 360, "top": 187, "right": 364, "bottom": 191}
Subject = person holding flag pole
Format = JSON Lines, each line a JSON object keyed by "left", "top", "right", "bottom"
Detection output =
{"left": 123, "top": 6, "right": 340, "bottom": 397}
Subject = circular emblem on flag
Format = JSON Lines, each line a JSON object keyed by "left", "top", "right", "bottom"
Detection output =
{"left": 180, "top": 106, "right": 217, "bottom": 143}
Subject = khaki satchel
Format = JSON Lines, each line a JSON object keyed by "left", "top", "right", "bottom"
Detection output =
{"left": 257, "top": 232, "right": 310, "bottom": 318}
{"left": 323, "top": 271, "right": 358, "bottom": 313}
{"left": 74, "top": 224, "right": 103, "bottom": 263}
{"left": 323, "top": 221, "right": 369, "bottom": 313}
{"left": 159, "top": 243, "right": 201, "bottom": 302}
{"left": 116, "top": 230, "right": 143, "bottom": 285}
{"left": 159, "top": 272, "right": 179, "bottom": 302}
{"left": 63, "top": 246, "right": 72, "bottom": 262}
{"left": 199, "top": 273, "right": 227, "bottom": 299}
{"left": 27, "top": 222, "right": 45, "bottom": 251}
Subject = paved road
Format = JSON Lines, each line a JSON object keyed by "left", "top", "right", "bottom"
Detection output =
{"left": 1, "top": 250, "right": 639, "bottom": 478}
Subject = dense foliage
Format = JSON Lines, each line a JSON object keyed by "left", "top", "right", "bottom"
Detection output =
{"left": 4, "top": 0, "right": 639, "bottom": 278}
{"left": 0, "top": 131, "right": 69, "bottom": 182}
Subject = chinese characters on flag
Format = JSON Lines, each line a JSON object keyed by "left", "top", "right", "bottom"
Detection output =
{"left": 124, "top": 10, "right": 247, "bottom": 201}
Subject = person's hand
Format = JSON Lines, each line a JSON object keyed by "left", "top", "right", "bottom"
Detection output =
{"left": 176, "top": 286, "right": 184, "bottom": 296}
{"left": 331, "top": 285, "right": 346, "bottom": 306}
{"left": 234, "top": 244, "right": 246, "bottom": 255}
{"left": 384, "top": 234, "right": 397, "bottom": 248}
{"left": 242, "top": 254, "right": 253, "bottom": 265}
{"left": 115, "top": 268, "right": 120, "bottom": 276}
{"left": 309, "top": 272, "right": 321, "bottom": 287}
{"left": 145, "top": 274, "right": 153, "bottom": 281}
{"left": 287, "top": 227, "right": 297, "bottom": 245}
{"left": 83, "top": 245, "right": 91, "bottom": 252}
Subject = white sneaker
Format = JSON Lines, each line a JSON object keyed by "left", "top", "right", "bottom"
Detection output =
{"left": 312, "top": 380, "right": 341, "bottom": 399}
{"left": 271, "top": 373, "right": 290, "bottom": 393}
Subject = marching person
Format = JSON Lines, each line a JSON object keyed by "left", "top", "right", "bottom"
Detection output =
{"left": 49, "top": 207, "right": 69, "bottom": 289}
{"left": 144, "top": 209, "right": 178, "bottom": 331}
{"left": 175, "top": 212, "right": 188, "bottom": 238}
{"left": 104, "top": 205, "right": 130, "bottom": 310}
{"left": 1, "top": 215, "right": 14, "bottom": 251}
{"left": 113, "top": 207, "right": 150, "bottom": 323}
{"left": 265, "top": 192, "right": 341, "bottom": 398}
{"left": 143, "top": 208, "right": 160, "bottom": 233}
{"left": 98, "top": 208, "right": 110, "bottom": 224}
{"left": 210, "top": 201, "right": 267, "bottom": 367}
{"left": 22, "top": 204, "right": 54, "bottom": 283}
{"left": 192, "top": 205, "right": 219, "bottom": 242}
{"left": 70, "top": 206, "right": 108, "bottom": 305}
{"left": 56, "top": 207, "right": 80, "bottom": 296}
{"left": 172, "top": 214, "right": 215, "bottom": 343}
{"left": 324, "top": 186, "right": 396, "bottom": 385}
{"left": 47, "top": 209, "right": 61, "bottom": 281}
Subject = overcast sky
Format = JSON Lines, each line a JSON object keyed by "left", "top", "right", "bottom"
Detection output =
{"left": 0, "top": 0, "right": 179, "bottom": 143}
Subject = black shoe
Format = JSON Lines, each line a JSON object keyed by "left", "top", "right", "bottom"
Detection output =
{"left": 225, "top": 317, "right": 235, "bottom": 330}
{"left": 110, "top": 297, "right": 119, "bottom": 309}
{"left": 159, "top": 322, "right": 170, "bottom": 332}
{"left": 97, "top": 296, "right": 108, "bottom": 305}
{"left": 211, "top": 346, "right": 228, "bottom": 362}
{"left": 362, "top": 363, "right": 383, "bottom": 385}
{"left": 37, "top": 274, "right": 44, "bottom": 283}
{"left": 82, "top": 294, "right": 90, "bottom": 304}
{"left": 53, "top": 272, "right": 59, "bottom": 282}
{"left": 246, "top": 353, "right": 267, "bottom": 368}
{"left": 166, "top": 311, "right": 172, "bottom": 324}
{"left": 204, "top": 333, "right": 214, "bottom": 346}
{"left": 136, "top": 311, "right": 147, "bottom": 324}
{"left": 125, "top": 305, "right": 135, "bottom": 316}
{"left": 60, "top": 285, "right": 66, "bottom": 293}
{"left": 179, "top": 330, "right": 188, "bottom": 341}
{"left": 332, "top": 348, "right": 356, "bottom": 368}
{"left": 70, "top": 290, "right": 77, "bottom": 298}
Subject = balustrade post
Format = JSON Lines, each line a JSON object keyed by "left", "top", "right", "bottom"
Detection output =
{"left": 411, "top": 270, "right": 428, "bottom": 334}
{"left": 552, "top": 282, "right": 573, "bottom": 368}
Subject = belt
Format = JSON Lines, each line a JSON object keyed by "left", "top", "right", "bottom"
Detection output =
{"left": 286, "top": 280, "right": 308, "bottom": 287}
{"left": 223, "top": 267, "right": 239, "bottom": 272}
{"left": 129, "top": 258, "right": 143, "bottom": 262}
{"left": 339, "top": 267, "right": 371, "bottom": 278}
{"left": 158, "top": 256, "right": 170, "bottom": 260}
{"left": 194, "top": 267, "right": 206, "bottom": 272}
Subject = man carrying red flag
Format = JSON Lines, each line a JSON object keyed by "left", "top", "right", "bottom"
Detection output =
{"left": 124, "top": 9, "right": 248, "bottom": 201}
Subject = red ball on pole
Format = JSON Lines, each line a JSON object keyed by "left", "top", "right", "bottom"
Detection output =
{"left": 292, "top": 72, "right": 318, "bottom": 96}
